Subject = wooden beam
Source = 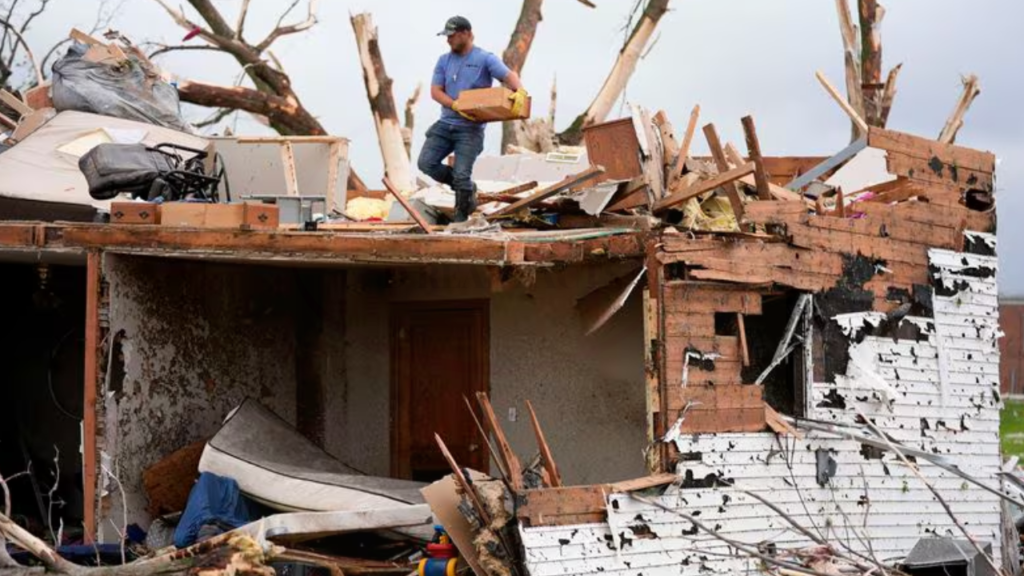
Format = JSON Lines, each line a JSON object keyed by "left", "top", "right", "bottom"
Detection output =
{"left": 741, "top": 116, "right": 773, "bottom": 200}
{"left": 815, "top": 70, "right": 869, "bottom": 136}
{"left": 670, "top": 105, "right": 701, "bottom": 184}
{"left": 605, "top": 184, "right": 650, "bottom": 212}
{"left": 737, "top": 313, "right": 750, "bottom": 367}
{"left": 463, "top": 396, "right": 509, "bottom": 484}
{"left": 475, "top": 393, "right": 523, "bottom": 491}
{"left": 0, "top": 90, "right": 32, "bottom": 118}
{"left": 434, "top": 434, "right": 492, "bottom": 525}
{"left": 525, "top": 400, "right": 562, "bottom": 488}
{"left": 494, "top": 181, "right": 539, "bottom": 197}
{"left": 382, "top": 177, "right": 433, "bottom": 235}
{"left": 488, "top": 165, "right": 604, "bottom": 219}
{"left": 651, "top": 110, "right": 679, "bottom": 169}
{"left": 702, "top": 123, "right": 746, "bottom": 219}
{"left": 69, "top": 28, "right": 103, "bottom": 46}
{"left": 654, "top": 163, "right": 755, "bottom": 213}
{"left": 0, "top": 110, "right": 16, "bottom": 130}
{"left": 82, "top": 251, "right": 100, "bottom": 543}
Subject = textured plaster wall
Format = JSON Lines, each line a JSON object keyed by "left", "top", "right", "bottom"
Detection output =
{"left": 100, "top": 255, "right": 299, "bottom": 537}
{"left": 335, "top": 263, "right": 648, "bottom": 484}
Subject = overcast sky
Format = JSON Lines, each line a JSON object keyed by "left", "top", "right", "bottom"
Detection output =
{"left": 14, "top": 1, "right": 1024, "bottom": 294}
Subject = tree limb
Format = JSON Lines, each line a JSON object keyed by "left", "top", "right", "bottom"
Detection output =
{"left": 501, "top": 0, "right": 544, "bottom": 151}
{"left": 0, "top": 17, "right": 43, "bottom": 86}
{"left": 147, "top": 43, "right": 223, "bottom": 59}
{"left": 256, "top": 0, "right": 318, "bottom": 53}
{"left": 235, "top": 0, "right": 252, "bottom": 40}
{"left": 177, "top": 79, "right": 325, "bottom": 135}
{"left": 558, "top": 0, "right": 669, "bottom": 145}
{"left": 938, "top": 74, "right": 980, "bottom": 145}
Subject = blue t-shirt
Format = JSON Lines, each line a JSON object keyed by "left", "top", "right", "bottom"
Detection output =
{"left": 432, "top": 47, "right": 510, "bottom": 128}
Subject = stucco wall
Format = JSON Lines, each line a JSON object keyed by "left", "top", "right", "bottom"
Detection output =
{"left": 332, "top": 263, "right": 648, "bottom": 485}
{"left": 100, "top": 255, "right": 300, "bottom": 537}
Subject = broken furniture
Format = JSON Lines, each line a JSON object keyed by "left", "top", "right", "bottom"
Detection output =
{"left": 209, "top": 136, "right": 350, "bottom": 215}
{"left": 79, "top": 143, "right": 222, "bottom": 202}
{"left": 199, "top": 400, "right": 433, "bottom": 540}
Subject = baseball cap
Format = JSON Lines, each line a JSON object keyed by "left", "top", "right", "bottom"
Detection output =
{"left": 438, "top": 16, "right": 472, "bottom": 36}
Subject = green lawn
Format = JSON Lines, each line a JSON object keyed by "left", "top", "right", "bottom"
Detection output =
{"left": 1001, "top": 398, "right": 1024, "bottom": 458}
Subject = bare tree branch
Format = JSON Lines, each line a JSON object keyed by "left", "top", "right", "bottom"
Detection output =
{"left": 255, "top": 0, "right": 318, "bottom": 53}
{"left": 193, "top": 106, "right": 235, "bottom": 129}
{"left": 0, "top": 17, "right": 42, "bottom": 85}
{"left": 234, "top": 0, "right": 251, "bottom": 40}
{"left": 147, "top": 44, "right": 223, "bottom": 59}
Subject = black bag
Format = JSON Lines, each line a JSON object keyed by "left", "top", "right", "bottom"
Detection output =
{"left": 79, "top": 142, "right": 224, "bottom": 202}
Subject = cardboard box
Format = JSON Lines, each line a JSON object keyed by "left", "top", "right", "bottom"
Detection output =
{"left": 110, "top": 202, "right": 161, "bottom": 225}
{"left": 456, "top": 87, "right": 531, "bottom": 123}
{"left": 160, "top": 202, "right": 280, "bottom": 229}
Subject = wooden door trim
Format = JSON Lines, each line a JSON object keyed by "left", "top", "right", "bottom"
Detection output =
{"left": 389, "top": 299, "right": 490, "bottom": 478}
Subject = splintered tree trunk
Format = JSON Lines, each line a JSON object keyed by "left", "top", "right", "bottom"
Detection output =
{"left": 500, "top": 0, "right": 544, "bottom": 153}
{"left": 558, "top": 0, "right": 670, "bottom": 145}
{"left": 835, "top": 0, "right": 866, "bottom": 140}
{"left": 351, "top": 13, "right": 415, "bottom": 192}
{"left": 177, "top": 80, "right": 326, "bottom": 135}
{"left": 858, "top": 0, "right": 885, "bottom": 127}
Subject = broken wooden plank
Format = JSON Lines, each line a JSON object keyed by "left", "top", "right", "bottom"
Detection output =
{"left": 634, "top": 106, "right": 665, "bottom": 200}
{"left": 434, "top": 434, "right": 492, "bottom": 525}
{"left": 652, "top": 110, "right": 679, "bottom": 169}
{"left": 670, "top": 104, "right": 701, "bottom": 184}
{"left": 604, "top": 185, "right": 650, "bottom": 212}
{"left": 724, "top": 142, "right": 745, "bottom": 168}
{"left": 382, "top": 177, "right": 433, "bottom": 235}
{"left": 741, "top": 115, "right": 773, "bottom": 201}
{"left": 463, "top": 396, "right": 510, "bottom": 484}
{"left": 69, "top": 28, "right": 103, "bottom": 46}
{"left": 492, "top": 181, "right": 538, "bottom": 197}
{"left": 882, "top": 148, "right": 993, "bottom": 192}
{"left": 737, "top": 313, "right": 750, "bottom": 367}
{"left": 475, "top": 393, "right": 524, "bottom": 491}
{"left": 702, "top": 123, "right": 746, "bottom": 219}
{"left": 765, "top": 404, "right": 804, "bottom": 439}
{"left": 525, "top": 400, "right": 562, "bottom": 488}
{"left": 868, "top": 126, "right": 995, "bottom": 173}
{"left": 786, "top": 137, "right": 868, "bottom": 191}
{"left": 488, "top": 166, "right": 604, "bottom": 219}
{"left": 815, "top": 70, "right": 869, "bottom": 135}
{"left": 576, "top": 266, "right": 646, "bottom": 335}
{"left": 741, "top": 198, "right": 808, "bottom": 224}
{"left": 608, "top": 473, "right": 679, "bottom": 493}
{"left": 653, "top": 163, "right": 755, "bottom": 212}
{"left": 0, "top": 90, "right": 32, "bottom": 118}
{"left": 0, "top": 110, "right": 18, "bottom": 130}
{"left": 516, "top": 485, "right": 606, "bottom": 527}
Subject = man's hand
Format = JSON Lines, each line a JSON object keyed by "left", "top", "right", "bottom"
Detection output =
{"left": 451, "top": 100, "right": 478, "bottom": 122}
{"left": 508, "top": 88, "right": 529, "bottom": 117}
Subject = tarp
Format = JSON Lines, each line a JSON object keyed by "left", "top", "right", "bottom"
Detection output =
{"left": 0, "top": 111, "right": 207, "bottom": 210}
{"left": 173, "top": 472, "right": 260, "bottom": 548}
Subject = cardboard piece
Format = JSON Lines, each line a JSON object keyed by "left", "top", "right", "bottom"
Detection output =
{"left": 456, "top": 87, "right": 531, "bottom": 123}
{"left": 421, "top": 472, "right": 490, "bottom": 576}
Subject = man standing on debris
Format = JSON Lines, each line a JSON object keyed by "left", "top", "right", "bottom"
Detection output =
{"left": 418, "top": 16, "right": 528, "bottom": 222}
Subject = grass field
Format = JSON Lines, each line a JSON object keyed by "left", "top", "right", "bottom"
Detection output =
{"left": 1002, "top": 398, "right": 1024, "bottom": 457}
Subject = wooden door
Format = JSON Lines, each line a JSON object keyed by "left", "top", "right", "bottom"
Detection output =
{"left": 391, "top": 300, "right": 489, "bottom": 481}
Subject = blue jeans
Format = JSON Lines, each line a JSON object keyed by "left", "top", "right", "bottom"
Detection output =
{"left": 417, "top": 121, "right": 485, "bottom": 194}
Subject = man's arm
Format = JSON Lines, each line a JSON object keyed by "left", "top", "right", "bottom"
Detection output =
{"left": 431, "top": 84, "right": 455, "bottom": 109}
{"left": 501, "top": 70, "right": 523, "bottom": 91}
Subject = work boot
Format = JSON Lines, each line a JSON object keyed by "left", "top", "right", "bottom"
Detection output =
{"left": 454, "top": 186, "right": 478, "bottom": 223}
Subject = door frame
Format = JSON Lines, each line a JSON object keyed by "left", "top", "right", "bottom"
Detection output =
{"left": 389, "top": 299, "right": 490, "bottom": 479}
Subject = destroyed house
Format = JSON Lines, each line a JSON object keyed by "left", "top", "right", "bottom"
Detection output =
{"left": 0, "top": 106, "right": 1007, "bottom": 574}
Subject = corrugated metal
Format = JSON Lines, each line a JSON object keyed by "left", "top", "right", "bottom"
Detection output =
{"left": 520, "top": 235, "right": 1003, "bottom": 576}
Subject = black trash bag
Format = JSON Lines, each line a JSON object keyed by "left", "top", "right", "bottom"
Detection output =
{"left": 79, "top": 142, "right": 222, "bottom": 202}
{"left": 52, "top": 43, "right": 192, "bottom": 132}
